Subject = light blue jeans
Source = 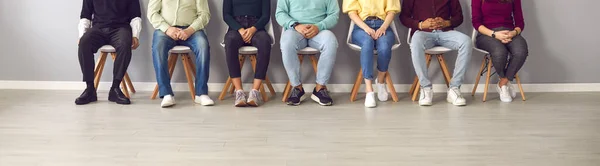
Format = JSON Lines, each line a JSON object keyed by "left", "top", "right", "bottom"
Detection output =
{"left": 410, "top": 30, "right": 472, "bottom": 88}
{"left": 351, "top": 19, "right": 394, "bottom": 80}
{"left": 151, "top": 28, "right": 211, "bottom": 98}
{"left": 280, "top": 29, "right": 338, "bottom": 87}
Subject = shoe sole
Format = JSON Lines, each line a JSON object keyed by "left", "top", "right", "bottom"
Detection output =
{"left": 286, "top": 95, "right": 307, "bottom": 106}
{"left": 446, "top": 98, "right": 466, "bottom": 106}
{"left": 419, "top": 102, "right": 432, "bottom": 106}
{"left": 75, "top": 98, "right": 98, "bottom": 105}
{"left": 310, "top": 94, "right": 333, "bottom": 106}
{"left": 247, "top": 100, "right": 259, "bottom": 107}
{"left": 235, "top": 102, "right": 248, "bottom": 107}
{"left": 161, "top": 103, "right": 175, "bottom": 108}
{"left": 108, "top": 98, "right": 131, "bottom": 105}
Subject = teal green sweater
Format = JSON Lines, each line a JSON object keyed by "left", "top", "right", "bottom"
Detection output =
{"left": 275, "top": 0, "right": 340, "bottom": 31}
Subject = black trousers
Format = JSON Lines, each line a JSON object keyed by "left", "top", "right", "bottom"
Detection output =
{"left": 78, "top": 27, "right": 133, "bottom": 87}
{"left": 223, "top": 16, "right": 272, "bottom": 80}
{"left": 476, "top": 27, "right": 529, "bottom": 81}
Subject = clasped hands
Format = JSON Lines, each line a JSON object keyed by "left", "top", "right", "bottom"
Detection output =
{"left": 238, "top": 27, "right": 258, "bottom": 44}
{"left": 295, "top": 24, "right": 320, "bottom": 39}
{"left": 491, "top": 30, "right": 518, "bottom": 44}
{"left": 420, "top": 17, "right": 451, "bottom": 31}
{"left": 166, "top": 27, "right": 196, "bottom": 41}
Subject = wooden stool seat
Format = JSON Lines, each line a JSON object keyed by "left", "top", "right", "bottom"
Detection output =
{"left": 281, "top": 54, "right": 319, "bottom": 102}
{"left": 94, "top": 45, "right": 136, "bottom": 98}
{"left": 218, "top": 53, "right": 276, "bottom": 102}
{"left": 150, "top": 46, "right": 197, "bottom": 100}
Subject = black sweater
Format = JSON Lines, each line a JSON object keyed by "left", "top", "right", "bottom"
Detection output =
{"left": 223, "top": 0, "right": 271, "bottom": 30}
{"left": 80, "top": 0, "right": 141, "bottom": 29}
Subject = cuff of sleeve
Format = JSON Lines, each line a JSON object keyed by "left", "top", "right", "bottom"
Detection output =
{"left": 316, "top": 22, "right": 326, "bottom": 31}
{"left": 158, "top": 24, "right": 170, "bottom": 33}
{"left": 190, "top": 23, "right": 203, "bottom": 32}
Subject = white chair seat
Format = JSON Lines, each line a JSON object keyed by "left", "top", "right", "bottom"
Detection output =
{"left": 425, "top": 46, "right": 452, "bottom": 55}
{"left": 99, "top": 45, "right": 116, "bottom": 53}
{"left": 238, "top": 46, "right": 258, "bottom": 55}
{"left": 298, "top": 47, "right": 320, "bottom": 55}
{"left": 170, "top": 46, "right": 192, "bottom": 54}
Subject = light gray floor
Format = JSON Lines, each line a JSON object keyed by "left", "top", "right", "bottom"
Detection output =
{"left": 1, "top": 90, "right": 600, "bottom": 166}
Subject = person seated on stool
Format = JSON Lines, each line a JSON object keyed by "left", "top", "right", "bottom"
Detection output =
{"left": 148, "top": 0, "right": 214, "bottom": 108}
{"left": 223, "top": 0, "right": 272, "bottom": 107}
{"left": 472, "top": 0, "right": 528, "bottom": 103}
{"left": 75, "top": 0, "right": 142, "bottom": 105}
{"left": 343, "top": 0, "right": 400, "bottom": 108}
{"left": 276, "top": 0, "right": 340, "bottom": 106}
{"left": 400, "top": 0, "right": 473, "bottom": 106}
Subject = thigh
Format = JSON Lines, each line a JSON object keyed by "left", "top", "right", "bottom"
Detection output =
{"left": 476, "top": 34, "right": 508, "bottom": 55}
{"left": 152, "top": 29, "right": 176, "bottom": 51}
{"left": 251, "top": 30, "right": 272, "bottom": 46}
{"left": 224, "top": 30, "right": 244, "bottom": 44}
{"left": 308, "top": 30, "right": 338, "bottom": 50}
{"left": 280, "top": 29, "right": 308, "bottom": 49}
{"left": 79, "top": 28, "right": 109, "bottom": 48}
{"left": 506, "top": 35, "right": 528, "bottom": 56}
{"left": 108, "top": 27, "right": 133, "bottom": 49}
{"left": 182, "top": 30, "right": 210, "bottom": 51}
{"left": 437, "top": 31, "right": 470, "bottom": 50}
{"left": 410, "top": 31, "right": 436, "bottom": 49}
{"left": 351, "top": 25, "right": 374, "bottom": 46}
{"left": 375, "top": 28, "right": 395, "bottom": 49}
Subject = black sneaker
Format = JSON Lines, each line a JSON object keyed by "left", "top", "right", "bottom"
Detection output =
{"left": 286, "top": 87, "right": 306, "bottom": 106}
{"left": 311, "top": 87, "right": 333, "bottom": 106}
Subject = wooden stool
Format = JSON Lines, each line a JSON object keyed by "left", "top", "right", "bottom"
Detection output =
{"left": 150, "top": 46, "right": 197, "bottom": 100}
{"left": 408, "top": 47, "right": 453, "bottom": 101}
{"left": 471, "top": 54, "right": 526, "bottom": 101}
{"left": 218, "top": 46, "right": 276, "bottom": 101}
{"left": 94, "top": 45, "right": 136, "bottom": 98}
{"left": 281, "top": 48, "right": 320, "bottom": 102}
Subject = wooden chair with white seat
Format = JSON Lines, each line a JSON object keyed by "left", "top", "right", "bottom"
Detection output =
{"left": 406, "top": 28, "right": 454, "bottom": 101}
{"left": 470, "top": 29, "right": 526, "bottom": 102}
{"left": 94, "top": 45, "right": 136, "bottom": 98}
{"left": 218, "top": 19, "right": 277, "bottom": 102}
{"left": 280, "top": 26, "right": 320, "bottom": 102}
{"left": 150, "top": 46, "right": 198, "bottom": 100}
{"left": 348, "top": 21, "right": 401, "bottom": 102}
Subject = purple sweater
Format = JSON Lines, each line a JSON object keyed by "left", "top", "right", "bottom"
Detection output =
{"left": 472, "top": 0, "right": 524, "bottom": 31}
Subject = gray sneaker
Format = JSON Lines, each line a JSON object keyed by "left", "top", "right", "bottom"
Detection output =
{"left": 247, "top": 89, "right": 261, "bottom": 107}
{"left": 234, "top": 90, "right": 247, "bottom": 107}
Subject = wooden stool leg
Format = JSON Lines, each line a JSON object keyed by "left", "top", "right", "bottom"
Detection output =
{"left": 94, "top": 53, "right": 106, "bottom": 80}
{"left": 94, "top": 53, "right": 108, "bottom": 89}
{"left": 120, "top": 80, "right": 130, "bottom": 98}
{"left": 151, "top": 54, "right": 178, "bottom": 99}
{"left": 264, "top": 76, "right": 276, "bottom": 96}
{"left": 515, "top": 74, "right": 526, "bottom": 101}
{"left": 412, "top": 79, "right": 421, "bottom": 102}
{"left": 350, "top": 69, "right": 363, "bottom": 102}
{"left": 472, "top": 57, "right": 487, "bottom": 96}
{"left": 181, "top": 55, "right": 196, "bottom": 100}
{"left": 483, "top": 56, "right": 493, "bottom": 102}
{"left": 124, "top": 73, "right": 135, "bottom": 93}
{"left": 282, "top": 81, "right": 291, "bottom": 102}
{"left": 219, "top": 77, "right": 232, "bottom": 100}
{"left": 437, "top": 55, "right": 452, "bottom": 87}
{"left": 409, "top": 76, "right": 419, "bottom": 95}
{"left": 385, "top": 72, "right": 399, "bottom": 102}
{"left": 309, "top": 55, "right": 318, "bottom": 73}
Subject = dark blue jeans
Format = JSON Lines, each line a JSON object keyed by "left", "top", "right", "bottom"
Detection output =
{"left": 151, "top": 28, "right": 210, "bottom": 98}
{"left": 351, "top": 19, "right": 394, "bottom": 80}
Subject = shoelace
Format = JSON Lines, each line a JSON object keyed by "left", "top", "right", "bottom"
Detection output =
{"left": 452, "top": 88, "right": 463, "bottom": 97}
{"left": 318, "top": 88, "right": 330, "bottom": 98}
{"left": 235, "top": 91, "right": 246, "bottom": 101}
{"left": 250, "top": 90, "right": 261, "bottom": 102}
{"left": 290, "top": 88, "right": 300, "bottom": 98}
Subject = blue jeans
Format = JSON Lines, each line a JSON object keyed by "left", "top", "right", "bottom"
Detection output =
{"left": 410, "top": 30, "right": 472, "bottom": 88}
{"left": 351, "top": 20, "right": 394, "bottom": 80}
{"left": 151, "top": 29, "right": 211, "bottom": 98}
{"left": 280, "top": 29, "right": 338, "bottom": 87}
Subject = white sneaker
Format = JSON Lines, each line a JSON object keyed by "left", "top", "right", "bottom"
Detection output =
{"left": 195, "top": 95, "right": 215, "bottom": 106}
{"left": 375, "top": 79, "right": 388, "bottom": 102}
{"left": 497, "top": 85, "right": 512, "bottom": 102}
{"left": 161, "top": 95, "right": 176, "bottom": 108}
{"left": 419, "top": 87, "right": 433, "bottom": 106}
{"left": 247, "top": 89, "right": 261, "bottom": 107}
{"left": 447, "top": 87, "right": 466, "bottom": 106}
{"left": 507, "top": 82, "right": 517, "bottom": 98}
{"left": 234, "top": 90, "right": 247, "bottom": 107}
{"left": 364, "top": 92, "right": 376, "bottom": 108}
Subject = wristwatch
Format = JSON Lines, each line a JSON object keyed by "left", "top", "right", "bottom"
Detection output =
{"left": 491, "top": 31, "right": 496, "bottom": 38}
{"left": 291, "top": 22, "right": 300, "bottom": 28}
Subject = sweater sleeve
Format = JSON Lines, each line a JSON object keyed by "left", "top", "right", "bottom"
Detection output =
{"left": 471, "top": 0, "right": 483, "bottom": 29}
{"left": 449, "top": 0, "right": 464, "bottom": 29}
{"left": 223, "top": 0, "right": 243, "bottom": 30}
{"left": 315, "top": 0, "right": 340, "bottom": 31}
{"left": 513, "top": 0, "right": 525, "bottom": 31}
{"left": 189, "top": 0, "right": 211, "bottom": 31}
{"left": 80, "top": 0, "right": 94, "bottom": 20}
{"left": 148, "top": 0, "right": 171, "bottom": 32}
{"left": 254, "top": 0, "right": 271, "bottom": 30}
{"left": 399, "top": 0, "right": 419, "bottom": 30}
{"left": 275, "top": 0, "right": 297, "bottom": 30}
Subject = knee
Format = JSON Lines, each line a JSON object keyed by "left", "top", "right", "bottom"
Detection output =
{"left": 319, "top": 30, "right": 338, "bottom": 50}
{"left": 457, "top": 34, "right": 473, "bottom": 49}
{"left": 489, "top": 49, "right": 509, "bottom": 57}
{"left": 357, "top": 38, "right": 375, "bottom": 49}
{"left": 252, "top": 31, "right": 272, "bottom": 47}
{"left": 280, "top": 31, "right": 299, "bottom": 51}
{"left": 224, "top": 31, "right": 242, "bottom": 44}
{"left": 410, "top": 33, "right": 426, "bottom": 50}
{"left": 511, "top": 50, "right": 529, "bottom": 59}
{"left": 194, "top": 31, "right": 210, "bottom": 49}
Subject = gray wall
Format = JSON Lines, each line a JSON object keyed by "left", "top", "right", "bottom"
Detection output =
{"left": 0, "top": 0, "right": 598, "bottom": 85}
